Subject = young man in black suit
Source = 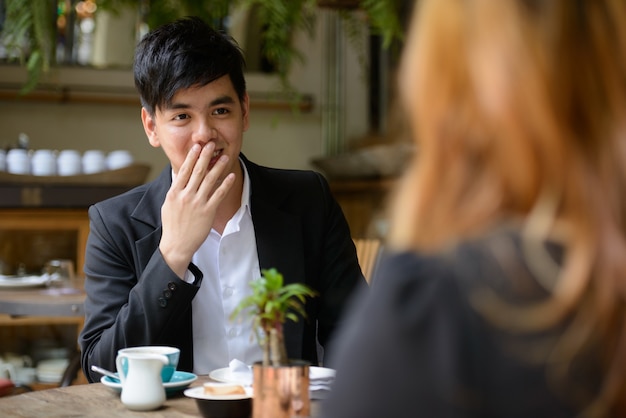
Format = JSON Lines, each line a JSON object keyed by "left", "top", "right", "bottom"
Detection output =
{"left": 79, "top": 16, "right": 366, "bottom": 382}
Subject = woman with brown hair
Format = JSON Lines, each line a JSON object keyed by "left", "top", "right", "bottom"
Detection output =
{"left": 321, "top": 0, "right": 626, "bottom": 416}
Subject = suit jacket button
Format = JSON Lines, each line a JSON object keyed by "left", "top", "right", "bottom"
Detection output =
{"left": 167, "top": 282, "right": 178, "bottom": 291}
{"left": 163, "top": 289, "right": 173, "bottom": 300}
{"left": 158, "top": 297, "right": 168, "bottom": 308}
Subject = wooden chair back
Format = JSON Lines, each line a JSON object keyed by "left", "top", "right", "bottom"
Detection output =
{"left": 353, "top": 238, "right": 382, "bottom": 284}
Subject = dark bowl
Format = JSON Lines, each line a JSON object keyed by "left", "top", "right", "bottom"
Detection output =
{"left": 184, "top": 387, "right": 252, "bottom": 418}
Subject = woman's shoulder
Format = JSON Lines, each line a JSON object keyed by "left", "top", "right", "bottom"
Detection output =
{"left": 376, "top": 225, "right": 564, "bottom": 306}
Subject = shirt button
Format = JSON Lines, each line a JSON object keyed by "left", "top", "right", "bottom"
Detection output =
{"left": 228, "top": 328, "right": 238, "bottom": 338}
{"left": 223, "top": 286, "right": 233, "bottom": 297}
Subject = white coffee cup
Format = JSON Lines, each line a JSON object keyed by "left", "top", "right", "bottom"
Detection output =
{"left": 57, "top": 150, "right": 82, "bottom": 176}
{"left": 31, "top": 149, "right": 57, "bottom": 176}
{"left": 14, "top": 366, "right": 36, "bottom": 385}
{"left": 6, "top": 148, "right": 31, "bottom": 174}
{"left": 82, "top": 149, "right": 107, "bottom": 174}
{"left": 117, "top": 346, "right": 179, "bottom": 383}
{"left": 106, "top": 150, "right": 134, "bottom": 170}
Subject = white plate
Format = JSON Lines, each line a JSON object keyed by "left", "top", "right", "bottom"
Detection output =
{"left": 101, "top": 371, "right": 197, "bottom": 394}
{"left": 0, "top": 275, "right": 49, "bottom": 289}
{"left": 209, "top": 367, "right": 252, "bottom": 386}
{"left": 209, "top": 366, "right": 335, "bottom": 385}
{"left": 184, "top": 386, "right": 253, "bottom": 400}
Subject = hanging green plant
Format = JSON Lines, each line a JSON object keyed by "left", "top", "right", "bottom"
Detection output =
{"left": 2, "top": 0, "right": 56, "bottom": 93}
{"left": 1, "top": 0, "right": 404, "bottom": 94}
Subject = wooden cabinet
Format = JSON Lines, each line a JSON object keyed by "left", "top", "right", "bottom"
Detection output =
{"left": 0, "top": 208, "right": 89, "bottom": 387}
{"left": 0, "top": 170, "right": 148, "bottom": 389}
{"left": 0, "top": 313, "right": 86, "bottom": 388}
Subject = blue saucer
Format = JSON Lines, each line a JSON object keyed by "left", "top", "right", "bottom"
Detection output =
{"left": 101, "top": 371, "right": 197, "bottom": 395}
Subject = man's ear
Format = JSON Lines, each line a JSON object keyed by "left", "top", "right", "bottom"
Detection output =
{"left": 141, "top": 107, "right": 160, "bottom": 148}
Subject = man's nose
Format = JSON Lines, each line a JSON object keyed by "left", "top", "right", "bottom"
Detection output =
{"left": 195, "top": 121, "right": 217, "bottom": 144}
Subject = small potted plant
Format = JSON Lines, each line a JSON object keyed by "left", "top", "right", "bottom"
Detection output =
{"left": 231, "top": 268, "right": 317, "bottom": 418}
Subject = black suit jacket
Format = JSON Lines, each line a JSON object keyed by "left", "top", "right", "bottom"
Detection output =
{"left": 79, "top": 155, "right": 366, "bottom": 382}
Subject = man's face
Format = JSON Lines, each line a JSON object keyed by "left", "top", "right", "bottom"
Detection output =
{"left": 141, "top": 75, "right": 249, "bottom": 180}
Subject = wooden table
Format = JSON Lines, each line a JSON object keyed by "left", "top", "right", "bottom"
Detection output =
{"left": 0, "top": 375, "right": 322, "bottom": 417}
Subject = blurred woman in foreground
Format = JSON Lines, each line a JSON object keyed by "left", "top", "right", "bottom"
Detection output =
{"left": 321, "top": 0, "right": 626, "bottom": 417}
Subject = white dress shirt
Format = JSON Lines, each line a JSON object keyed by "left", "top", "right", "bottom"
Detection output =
{"left": 181, "top": 161, "right": 263, "bottom": 374}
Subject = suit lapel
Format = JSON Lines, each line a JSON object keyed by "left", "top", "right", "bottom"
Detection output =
{"left": 244, "top": 156, "right": 307, "bottom": 357}
{"left": 130, "top": 166, "right": 171, "bottom": 278}
{"left": 252, "top": 199, "right": 305, "bottom": 285}
{"left": 243, "top": 156, "right": 306, "bottom": 285}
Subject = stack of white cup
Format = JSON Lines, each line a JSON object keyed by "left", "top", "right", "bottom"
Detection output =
{"left": 31, "top": 149, "right": 57, "bottom": 176}
{"left": 57, "top": 150, "right": 82, "bottom": 176}
{"left": 82, "top": 150, "right": 107, "bottom": 174}
{"left": 6, "top": 149, "right": 31, "bottom": 174}
{"left": 106, "top": 150, "right": 134, "bottom": 170}
{"left": 2, "top": 149, "right": 134, "bottom": 175}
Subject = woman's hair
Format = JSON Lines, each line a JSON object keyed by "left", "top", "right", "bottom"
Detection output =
{"left": 390, "top": 0, "right": 626, "bottom": 415}
{"left": 133, "top": 16, "right": 247, "bottom": 116}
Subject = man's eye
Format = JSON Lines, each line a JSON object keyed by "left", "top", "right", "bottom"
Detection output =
{"left": 174, "top": 114, "right": 190, "bottom": 120}
{"left": 213, "top": 108, "right": 229, "bottom": 116}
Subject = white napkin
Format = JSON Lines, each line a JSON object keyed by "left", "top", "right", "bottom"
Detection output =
{"left": 309, "top": 366, "right": 335, "bottom": 392}
{"left": 228, "top": 359, "right": 253, "bottom": 386}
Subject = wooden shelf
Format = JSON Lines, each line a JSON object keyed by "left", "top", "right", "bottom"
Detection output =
{"left": 0, "top": 65, "right": 314, "bottom": 111}
{"left": 0, "top": 315, "right": 83, "bottom": 327}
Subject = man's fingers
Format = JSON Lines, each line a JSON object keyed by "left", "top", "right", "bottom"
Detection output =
{"left": 172, "top": 143, "right": 202, "bottom": 189}
{"left": 206, "top": 167, "right": 235, "bottom": 205}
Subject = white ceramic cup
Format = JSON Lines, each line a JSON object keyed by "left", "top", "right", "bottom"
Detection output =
{"left": 6, "top": 148, "right": 31, "bottom": 174}
{"left": 106, "top": 150, "right": 134, "bottom": 170}
{"left": 82, "top": 149, "right": 107, "bottom": 174}
{"left": 31, "top": 149, "right": 57, "bottom": 176}
{"left": 57, "top": 150, "right": 82, "bottom": 176}
{"left": 117, "top": 346, "right": 179, "bottom": 382}
{"left": 14, "top": 366, "right": 36, "bottom": 385}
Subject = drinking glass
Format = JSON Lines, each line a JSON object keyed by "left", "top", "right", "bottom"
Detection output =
{"left": 43, "top": 259, "right": 75, "bottom": 288}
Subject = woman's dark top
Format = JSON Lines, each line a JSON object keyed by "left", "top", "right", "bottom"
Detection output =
{"left": 321, "top": 227, "right": 600, "bottom": 418}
